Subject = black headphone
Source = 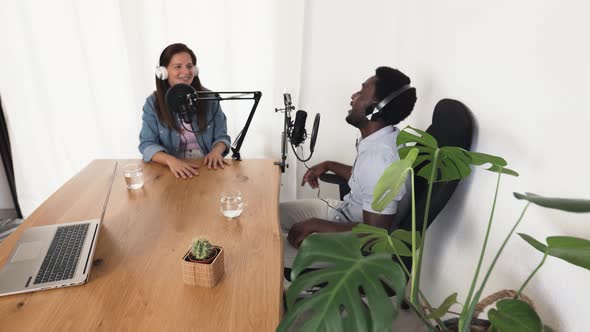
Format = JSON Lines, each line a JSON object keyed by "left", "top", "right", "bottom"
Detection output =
{"left": 365, "top": 84, "right": 412, "bottom": 120}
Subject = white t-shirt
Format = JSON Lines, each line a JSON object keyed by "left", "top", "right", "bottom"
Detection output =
{"left": 334, "top": 126, "right": 406, "bottom": 223}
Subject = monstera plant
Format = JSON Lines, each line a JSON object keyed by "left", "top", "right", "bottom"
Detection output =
{"left": 277, "top": 126, "right": 590, "bottom": 332}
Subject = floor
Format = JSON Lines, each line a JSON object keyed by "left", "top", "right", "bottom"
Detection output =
{"left": 392, "top": 304, "right": 428, "bottom": 331}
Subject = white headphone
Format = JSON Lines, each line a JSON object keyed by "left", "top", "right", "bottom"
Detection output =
{"left": 366, "top": 84, "right": 412, "bottom": 120}
{"left": 155, "top": 65, "right": 199, "bottom": 80}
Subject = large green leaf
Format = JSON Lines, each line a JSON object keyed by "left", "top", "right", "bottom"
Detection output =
{"left": 352, "top": 224, "right": 412, "bottom": 257}
{"left": 397, "top": 126, "right": 438, "bottom": 148}
{"left": 518, "top": 234, "right": 590, "bottom": 271}
{"left": 518, "top": 233, "right": 548, "bottom": 253}
{"left": 546, "top": 236, "right": 590, "bottom": 270}
{"left": 513, "top": 192, "right": 590, "bottom": 213}
{"left": 394, "top": 126, "right": 517, "bottom": 184}
{"left": 372, "top": 148, "right": 418, "bottom": 212}
{"left": 488, "top": 299, "right": 543, "bottom": 332}
{"left": 278, "top": 232, "right": 407, "bottom": 332}
{"left": 426, "top": 292, "right": 458, "bottom": 320}
{"left": 390, "top": 229, "right": 422, "bottom": 248}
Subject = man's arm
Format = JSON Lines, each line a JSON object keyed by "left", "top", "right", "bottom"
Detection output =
{"left": 287, "top": 211, "right": 395, "bottom": 248}
{"left": 301, "top": 161, "right": 352, "bottom": 189}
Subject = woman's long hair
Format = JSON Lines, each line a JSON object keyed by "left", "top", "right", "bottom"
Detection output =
{"left": 154, "top": 43, "right": 207, "bottom": 131}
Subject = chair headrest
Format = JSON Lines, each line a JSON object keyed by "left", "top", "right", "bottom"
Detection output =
{"left": 426, "top": 99, "right": 474, "bottom": 150}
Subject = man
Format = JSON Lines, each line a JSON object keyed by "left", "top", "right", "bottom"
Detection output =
{"left": 279, "top": 67, "right": 417, "bottom": 267}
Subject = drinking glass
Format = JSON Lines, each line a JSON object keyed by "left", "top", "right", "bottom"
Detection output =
{"left": 220, "top": 191, "right": 243, "bottom": 219}
{"left": 124, "top": 163, "right": 144, "bottom": 189}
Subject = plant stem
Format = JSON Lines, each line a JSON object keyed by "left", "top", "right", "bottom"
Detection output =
{"left": 392, "top": 251, "right": 411, "bottom": 277}
{"left": 406, "top": 300, "right": 440, "bottom": 331}
{"left": 460, "top": 202, "right": 531, "bottom": 332}
{"left": 477, "top": 203, "right": 531, "bottom": 295}
{"left": 409, "top": 168, "right": 418, "bottom": 304}
{"left": 459, "top": 170, "right": 502, "bottom": 329}
{"left": 391, "top": 250, "right": 447, "bottom": 330}
{"left": 517, "top": 252, "right": 547, "bottom": 297}
{"left": 412, "top": 149, "right": 439, "bottom": 308}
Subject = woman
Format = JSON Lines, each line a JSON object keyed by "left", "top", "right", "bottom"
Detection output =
{"left": 139, "top": 43, "right": 231, "bottom": 179}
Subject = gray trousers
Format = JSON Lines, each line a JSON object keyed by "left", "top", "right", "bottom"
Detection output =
{"left": 279, "top": 198, "right": 350, "bottom": 269}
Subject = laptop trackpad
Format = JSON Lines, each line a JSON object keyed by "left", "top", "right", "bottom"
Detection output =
{"left": 11, "top": 242, "right": 43, "bottom": 262}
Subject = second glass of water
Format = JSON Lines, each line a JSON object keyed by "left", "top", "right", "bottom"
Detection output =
{"left": 124, "top": 163, "right": 144, "bottom": 190}
{"left": 220, "top": 191, "right": 243, "bottom": 219}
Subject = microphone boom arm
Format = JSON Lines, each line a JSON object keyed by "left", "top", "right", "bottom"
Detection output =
{"left": 193, "top": 91, "right": 262, "bottom": 161}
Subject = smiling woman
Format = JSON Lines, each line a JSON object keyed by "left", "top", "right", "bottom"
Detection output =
{"left": 139, "top": 43, "right": 232, "bottom": 178}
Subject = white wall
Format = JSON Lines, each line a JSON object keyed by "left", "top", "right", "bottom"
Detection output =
{"left": 298, "top": 0, "right": 590, "bottom": 330}
{"left": 296, "top": 0, "right": 412, "bottom": 200}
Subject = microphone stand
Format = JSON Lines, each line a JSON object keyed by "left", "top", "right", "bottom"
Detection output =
{"left": 194, "top": 91, "right": 262, "bottom": 161}
{"left": 274, "top": 94, "right": 295, "bottom": 173}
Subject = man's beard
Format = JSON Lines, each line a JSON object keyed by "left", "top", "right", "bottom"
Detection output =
{"left": 345, "top": 109, "right": 369, "bottom": 129}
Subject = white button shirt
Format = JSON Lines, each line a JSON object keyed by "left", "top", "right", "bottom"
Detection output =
{"left": 334, "top": 125, "right": 406, "bottom": 223}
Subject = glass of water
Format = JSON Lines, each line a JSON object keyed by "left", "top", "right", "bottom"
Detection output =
{"left": 124, "top": 163, "right": 144, "bottom": 190}
{"left": 220, "top": 191, "right": 243, "bottom": 219}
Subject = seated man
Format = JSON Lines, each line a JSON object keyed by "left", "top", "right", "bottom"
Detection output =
{"left": 280, "top": 66, "right": 417, "bottom": 268}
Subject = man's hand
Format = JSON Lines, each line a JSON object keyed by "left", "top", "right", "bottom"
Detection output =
{"left": 287, "top": 218, "right": 360, "bottom": 248}
{"left": 301, "top": 162, "right": 328, "bottom": 189}
{"left": 287, "top": 219, "right": 319, "bottom": 248}
{"left": 166, "top": 158, "right": 200, "bottom": 179}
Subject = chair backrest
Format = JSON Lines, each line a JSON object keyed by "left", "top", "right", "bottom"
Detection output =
{"left": 396, "top": 98, "right": 474, "bottom": 270}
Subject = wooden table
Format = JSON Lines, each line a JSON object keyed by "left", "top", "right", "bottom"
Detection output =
{"left": 0, "top": 159, "right": 283, "bottom": 331}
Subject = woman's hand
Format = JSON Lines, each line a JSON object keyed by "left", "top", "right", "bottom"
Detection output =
{"left": 204, "top": 142, "right": 230, "bottom": 169}
{"left": 204, "top": 150, "right": 230, "bottom": 169}
{"left": 166, "top": 158, "right": 200, "bottom": 179}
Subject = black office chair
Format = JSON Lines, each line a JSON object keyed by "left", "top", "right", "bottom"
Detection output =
{"left": 284, "top": 99, "right": 474, "bottom": 312}
{"left": 319, "top": 98, "right": 474, "bottom": 271}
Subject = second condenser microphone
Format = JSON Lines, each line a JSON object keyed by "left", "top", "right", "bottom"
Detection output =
{"left": 290, "top": 110, "right": 307, "bottom": 147}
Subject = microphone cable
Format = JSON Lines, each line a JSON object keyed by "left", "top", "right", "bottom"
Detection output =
{"left": 302, "top": 156, "right": 352, "bottom": 222}
{"left": 289, "top": 135, "right": 314, "bottom": 163}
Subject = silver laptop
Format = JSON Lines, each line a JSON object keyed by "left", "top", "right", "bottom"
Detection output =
{"left": 0, "top": 162, "right": 118, "bottom": 297}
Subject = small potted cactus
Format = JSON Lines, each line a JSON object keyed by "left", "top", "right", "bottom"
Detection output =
{"left": 182, "top": 237, "right": 224, "bottom": 287}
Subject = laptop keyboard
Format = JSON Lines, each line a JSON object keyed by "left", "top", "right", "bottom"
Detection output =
{"left": 34, "top": 224, "right": 89, "bottom": 284}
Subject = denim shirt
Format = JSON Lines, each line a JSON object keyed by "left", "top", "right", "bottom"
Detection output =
{"left": 138, "top": 93, "right": 231, "bottom": 162}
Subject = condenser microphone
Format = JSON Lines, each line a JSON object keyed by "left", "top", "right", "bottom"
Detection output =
{"left": 290, "top": 110, "right": 307, "bottom": 147}
{"left": 165, "top": 83, "right": 197, "bottom": 124}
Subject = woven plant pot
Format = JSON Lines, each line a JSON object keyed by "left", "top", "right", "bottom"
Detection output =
{"left": 441, "top": 290, "right": 535, "bottom": 332}
{"left": 182, "top": 246, "right": 224, "bottom": 288}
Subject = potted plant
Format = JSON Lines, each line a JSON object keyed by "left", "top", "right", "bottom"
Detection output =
{"left": 278, "top": 126, "right": 590, "bottom": 332}
{"left": 182, "top": 237, "right": 224, "bottom": 288}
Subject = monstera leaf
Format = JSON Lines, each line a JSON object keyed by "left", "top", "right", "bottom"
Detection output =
{"left": 372, "top": 148, "right": 418, "bottom": 212}
{"left": 397, "top": 126, "right": 518, "bottom": 183}
{"left": 352, "top": 223, "right": 421, "bottom": 257}
{"left": 514, "top": 192, "right": 590, "bottom": 213}
{"left": 488, "top": 299, "right": 543, "bottom": 332}
{"left": 278, "top": 232, "right": 406, "bottom": 332}
{"left": 515, "top": 193, "right": 590, "bottom": 270}
{"left": 519, "top": 233, "right": 590, "bottom": 270}
{"left": 426, "top": 292, "right": 459, "bottom": 320}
